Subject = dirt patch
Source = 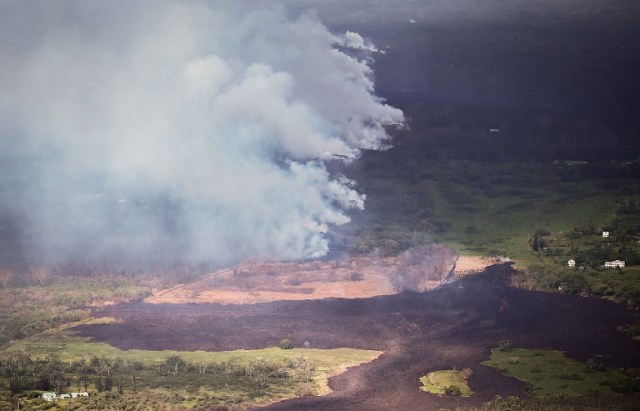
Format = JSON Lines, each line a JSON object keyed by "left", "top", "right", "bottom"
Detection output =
{"left": 453, "top": 256, "right": 501, "bottom": 277}
{"left": 146, "top": 257, "right": 399, "bottom": 304}
{"left": 76, "top": 264, "right": 640, "bottom": 410}
{"left": 146, "top": 245, "right": 458, "bottom": 304}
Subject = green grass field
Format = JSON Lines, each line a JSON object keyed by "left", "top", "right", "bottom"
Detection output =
{"left": 426, "top": 163, "right": 633, "bottom": 265}
{"left": 482, "top": 347, "right": 633, "bottom": 397}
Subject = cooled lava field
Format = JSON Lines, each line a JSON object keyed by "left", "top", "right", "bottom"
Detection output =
{"left": 74, "top": 264, "right": 640, "bottom": 410}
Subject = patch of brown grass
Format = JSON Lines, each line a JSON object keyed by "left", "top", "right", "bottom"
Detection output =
{"left": 146, "top": 246, "right": 474, "bottom": 304}
{"left": 453, "top": 256, "right": 499, "bottom": 277}
{"left": 146, "top": 256, "right": 399, "bottom": 304}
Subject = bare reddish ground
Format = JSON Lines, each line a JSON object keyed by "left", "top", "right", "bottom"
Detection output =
{"left": 453, "top": 256, "right": 502, "bottom": 277}
{"left": 146, "top": 257, "right": 399, "bottom": 304}
{"left": 147, "top": 248, "right": 464, "bottom": 304}
{"left": 75, "top": 264, "right": 640, "bottom": 410}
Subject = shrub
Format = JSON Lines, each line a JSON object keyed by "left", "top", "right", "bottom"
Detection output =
{"left": 295, "top": 382, "right": 316, "bottom": 397}
{"left": 627, "top": 319, "right": 640, "bottom": 337}
{"left": 497, "top": 340, "right": 512, "bottom": 352}
{"left": 444, "top": 385, "right": 462, "bottom": 396}
{"left": 279, "top": 339, "right": 293, "bottom": 349}
{"left": 163, "top": 355, "right": 187, "bottom": 376}
{"left": 535, "top": 228, "right": 551, "bottom": 237}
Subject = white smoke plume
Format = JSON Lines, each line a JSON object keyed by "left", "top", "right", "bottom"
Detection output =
{"left": 0, "top": 1, "right": 404, "bottom": 265}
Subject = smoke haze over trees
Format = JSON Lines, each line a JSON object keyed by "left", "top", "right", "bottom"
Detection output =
{"left": 0, "top": 0, "right": 404, "bottom": 267}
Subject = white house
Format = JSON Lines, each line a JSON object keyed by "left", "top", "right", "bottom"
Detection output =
{"left": 567, "top": 259, "right": 576, "bottom": 267}
{"left": 602, "top": 231, "right": 610, "bottom": 238}
{"left": 59, "top": 394, "right": 71, "bottom": 400}
{"left": 71, "top": 392, "right": 89, "bottom": 398}
{"left": 604, "top": 260, "right": 625, "bottom": 268}
{"left": 42, "top": 392, "right": 57, "bottom": 401}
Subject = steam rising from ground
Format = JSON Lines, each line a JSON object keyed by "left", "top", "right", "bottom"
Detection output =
{"left": 0, "top": 1, "right": 403, "bottom": 265}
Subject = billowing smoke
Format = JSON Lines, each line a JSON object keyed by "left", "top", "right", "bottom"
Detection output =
{"left": 0, "top": 1, "right": 403, "bottom": 266}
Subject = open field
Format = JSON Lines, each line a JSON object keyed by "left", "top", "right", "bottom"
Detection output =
{"left": 482, "top": 347, "right": 634, "bottom": 397}
{"left": 428, "top": 164, "right": 626, "bottom": 264}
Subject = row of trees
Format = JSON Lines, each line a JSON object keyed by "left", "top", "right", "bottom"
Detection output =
{"left": 0, "top": 352, "right": 318, "bottom": 395}
{"left": 518, "top": 264, "right": 640, "bottom": 306}
{"left": 572, "top": 244, "right": 640, "bottom": 268}
{"left": 0, "top": 266, "right": 50, "bottom": 289}
{"left": 529, "top": 217, "right": 640, "bottom": 267}
{"left": 0, "top": 258, "right": 216, "bottom": 290}
{"left": 2, "top": 352, "right": 72, "bottom": 394}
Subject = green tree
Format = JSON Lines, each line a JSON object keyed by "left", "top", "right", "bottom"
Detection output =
{"left": 105, "top": 374, "right": 113, "bottom": 391}
{"left": 164, "top": 355, "right": 187, "bottom": 376}
{"left": 497, "top": 340, "right": 513, "bottom": 352}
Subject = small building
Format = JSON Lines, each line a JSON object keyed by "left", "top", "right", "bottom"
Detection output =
{"left": 42, "top": 392, "right": 57, "bottom": 401}
{"left": 59, "top": 394, "right": 71, "bottom": 400}
{"left": 71, "top": 392, "right": 89, "bottom": 398}
{"left": 602, "top": 231, "right": 610, "bottom": 238}
{"left": 604, "top": 260, "right": 625, "bottom": 268}
{"left": 567, "top": 259, "right": 576, "bottom": 267}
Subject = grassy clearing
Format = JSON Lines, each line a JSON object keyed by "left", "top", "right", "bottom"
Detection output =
{"left": 3, "top": 320, "right": 379, "bottom": 371}
{"left": 426, "top": 163, "right": 630, "bottom": 266}
{"left": 419, "top": 369, "right": 473, "bottom": 397}
{"left": 482, "top": 347, "right": 634, "bottom": 397}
